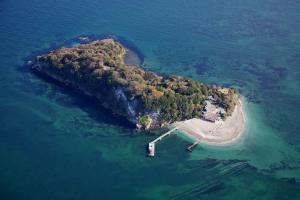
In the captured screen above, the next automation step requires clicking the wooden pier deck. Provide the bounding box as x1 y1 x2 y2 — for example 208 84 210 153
148 127 178 157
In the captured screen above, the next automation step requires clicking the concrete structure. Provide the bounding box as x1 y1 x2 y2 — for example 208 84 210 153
148 142 155 157
187 140 200 152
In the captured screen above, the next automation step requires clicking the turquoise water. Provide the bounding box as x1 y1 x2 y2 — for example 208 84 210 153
1 0 300 199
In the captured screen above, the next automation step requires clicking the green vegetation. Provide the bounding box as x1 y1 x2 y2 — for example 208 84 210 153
33 39 239 127
209 86 239 117
138 115 152 128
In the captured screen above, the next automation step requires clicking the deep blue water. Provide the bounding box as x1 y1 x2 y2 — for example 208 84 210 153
0 0 300 199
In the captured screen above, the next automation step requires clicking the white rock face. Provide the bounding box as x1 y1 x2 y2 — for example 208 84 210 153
114 87 137 123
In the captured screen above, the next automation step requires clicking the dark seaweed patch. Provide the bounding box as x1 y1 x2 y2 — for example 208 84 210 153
258 64 287 90
197 158 220 169
234 60 288 103
195 10 287 41
193 57 216 75
171 159 255 200
200 182 224 194
281 178 296 184
171 180 224 200
244 90 262 104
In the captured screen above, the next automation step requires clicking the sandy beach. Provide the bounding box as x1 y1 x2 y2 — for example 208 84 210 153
174 99 246 145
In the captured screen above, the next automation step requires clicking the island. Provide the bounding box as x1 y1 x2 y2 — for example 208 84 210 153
29 38 245 147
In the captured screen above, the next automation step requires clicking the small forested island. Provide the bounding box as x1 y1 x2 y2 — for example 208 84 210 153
30 38 245 146
30 39 237 127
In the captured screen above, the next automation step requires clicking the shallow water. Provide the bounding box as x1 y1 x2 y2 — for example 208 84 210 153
0 0 300 199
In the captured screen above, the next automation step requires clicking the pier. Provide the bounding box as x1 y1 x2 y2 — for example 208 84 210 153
186 140 200 152
148 127 178 157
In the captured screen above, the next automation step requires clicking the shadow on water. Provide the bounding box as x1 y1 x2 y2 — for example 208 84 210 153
32 70 136 130
193 57 216 75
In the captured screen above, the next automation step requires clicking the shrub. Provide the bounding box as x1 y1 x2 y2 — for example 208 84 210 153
138 115 152 128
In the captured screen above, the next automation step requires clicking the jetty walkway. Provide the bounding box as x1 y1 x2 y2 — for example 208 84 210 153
186 140 200 152
147 121 201 157
147 127 178 157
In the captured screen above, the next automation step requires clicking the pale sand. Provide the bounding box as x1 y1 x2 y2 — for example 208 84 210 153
173 99 246 145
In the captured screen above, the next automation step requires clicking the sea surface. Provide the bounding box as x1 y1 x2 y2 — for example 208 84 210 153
0 0 300 199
